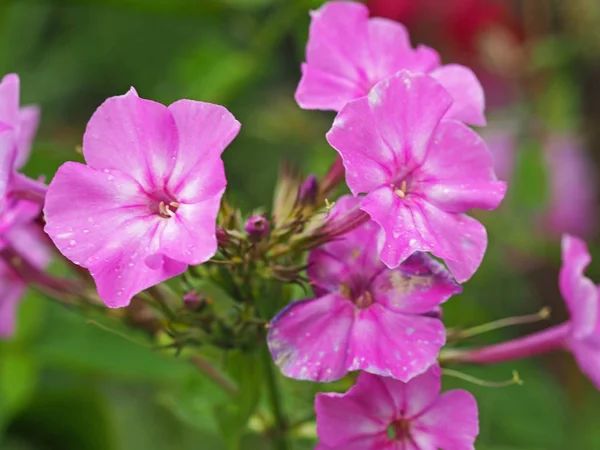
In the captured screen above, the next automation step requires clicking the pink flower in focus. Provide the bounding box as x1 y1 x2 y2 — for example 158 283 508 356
267 196 460 383
327 71 506 282
0 225 50 338
559 235 600 389
44 88 240 308
315 367 479 449
296 1 486 126
544 134 597 238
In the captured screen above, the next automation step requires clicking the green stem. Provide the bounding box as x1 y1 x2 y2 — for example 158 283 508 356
262 344 289 450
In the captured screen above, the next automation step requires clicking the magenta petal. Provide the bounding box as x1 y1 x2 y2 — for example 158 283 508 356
0 129 16 202
83 88 178 191
368 71 452 167
430 64 486 126
0 263 25 338
327 97 394 195
316 372 394 447
157 196 222 265
166 100 237 203
14 105 40 170
372 253 461 314
296 64 367 112
44 162 184 307
268 293 355 382
417 120 506 213
365 18 411 80
569 338 600 390
0 74 20 129
560 235 599 339
378 366 442 419
315 436 393 450
348 305 445 382
412 390 479 450
297 1 370 111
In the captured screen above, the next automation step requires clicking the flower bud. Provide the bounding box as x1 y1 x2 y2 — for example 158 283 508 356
183 291 204 310
298 174 318 206
245 215 270 240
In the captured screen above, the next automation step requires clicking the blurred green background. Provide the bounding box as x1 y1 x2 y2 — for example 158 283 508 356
1 0 600 448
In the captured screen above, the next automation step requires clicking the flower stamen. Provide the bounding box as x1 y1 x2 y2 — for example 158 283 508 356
158 201 179 218
394 180 408 198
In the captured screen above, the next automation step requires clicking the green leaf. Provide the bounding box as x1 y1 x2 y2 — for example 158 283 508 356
0 350 38 424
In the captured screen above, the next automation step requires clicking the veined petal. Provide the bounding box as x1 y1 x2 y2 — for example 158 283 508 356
0 74 20 130
368 71 452 168
327 97 394 195
560 235 599 339
166 100 238 203
348 304 445 382
83 88 178 191
430 64 486 126
295 64 367 111
412 390 479 450
14 105 40 170
416 120 506 213
44 162 185 307
316 373 394 446
267 293 355 382
298 1 370 111
378 366 442 419
372 253 461 314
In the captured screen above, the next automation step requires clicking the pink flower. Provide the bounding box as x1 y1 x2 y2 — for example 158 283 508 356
543 134 597 238
450 235 600 390
559 235 600 388
267 196 460 383
44 88 240 308
315 367 479 449
0 73 41 210
0 225 50 338
327 71 506 283
296 1 486 126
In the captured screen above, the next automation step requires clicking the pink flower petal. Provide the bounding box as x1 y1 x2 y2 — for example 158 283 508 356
14 105 40 170
430 64 486 126
327 97 394 195
569 337 600 390
363 187 487 282
157 196 222 265
296 2 370 110
267 293 355 382
0 74 20 129
560 235 599 339
416 120 506 213
166 100 238 203
372 253 461 314
367 71 452 168
348 304 445 382
83 88 178 191
412 390 479 450
0 129 16 202
315 435 395 450
316 372 394 446
44 162 185 307
0 262 25 338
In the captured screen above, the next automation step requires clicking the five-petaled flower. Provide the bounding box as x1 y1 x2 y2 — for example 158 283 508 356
267 196 460 383
327 71 506 283
44 88 240 307
315 367 479 449
296 1 486 126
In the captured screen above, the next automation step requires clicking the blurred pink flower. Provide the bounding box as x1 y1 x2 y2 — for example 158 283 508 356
0 225 50 338
543 134 598 238
296 1 486 126
480 119 517 182
327 71 505 282
267 196 459 383
315 367 479 449
44 88 240 307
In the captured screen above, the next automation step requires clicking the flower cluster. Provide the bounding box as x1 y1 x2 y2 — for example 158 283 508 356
1 1 599 449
